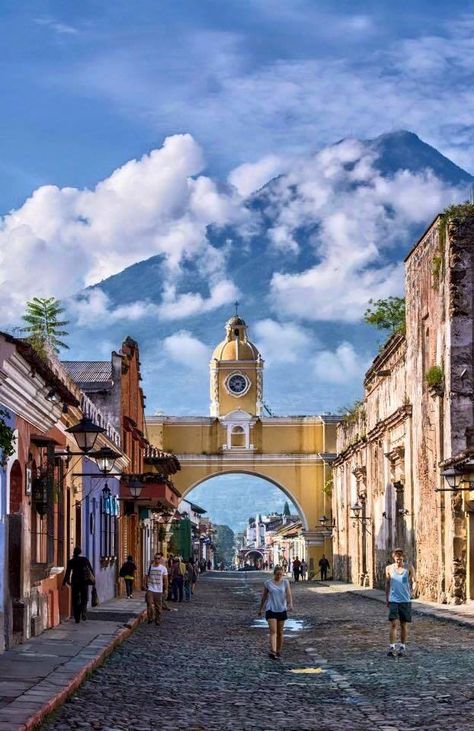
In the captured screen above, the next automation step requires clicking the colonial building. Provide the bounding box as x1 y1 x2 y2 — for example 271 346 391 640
332 208 474 604
0 333 124 649
147 314 338 574
64 337 180 588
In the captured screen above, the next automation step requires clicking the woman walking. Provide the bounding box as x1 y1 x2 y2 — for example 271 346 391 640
258 565 293 660
63 547 95 623
119 555 137 598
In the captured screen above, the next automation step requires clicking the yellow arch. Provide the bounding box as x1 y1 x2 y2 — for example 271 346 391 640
182 469 309 530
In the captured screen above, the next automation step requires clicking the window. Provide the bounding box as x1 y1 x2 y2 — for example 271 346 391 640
231 426 246 448
101 494 118 559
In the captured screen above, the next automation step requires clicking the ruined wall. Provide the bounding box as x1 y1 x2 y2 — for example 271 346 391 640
333 212 474 603
333 335 410 588
405 220 448 601
445 215 474 603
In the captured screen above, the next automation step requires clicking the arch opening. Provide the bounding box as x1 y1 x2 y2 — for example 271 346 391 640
183 471 308 531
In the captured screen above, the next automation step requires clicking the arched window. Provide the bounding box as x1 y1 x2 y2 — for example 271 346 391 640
231 425 246 448
9 460 22 513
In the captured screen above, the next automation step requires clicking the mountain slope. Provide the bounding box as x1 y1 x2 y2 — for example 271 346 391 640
366 130 473 185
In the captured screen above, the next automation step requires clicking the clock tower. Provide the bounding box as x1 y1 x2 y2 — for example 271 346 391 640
210 312 263 421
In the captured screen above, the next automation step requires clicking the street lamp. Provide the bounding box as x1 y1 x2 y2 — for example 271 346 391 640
319 515 336 530
128 477 143 499
65 417 105 453
440 465 464 491
435 460 474 492
350 496 371 584
89 445 121 474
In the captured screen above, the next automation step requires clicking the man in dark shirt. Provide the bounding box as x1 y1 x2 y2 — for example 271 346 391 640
292 557 301 582
63 547 94 623
319 555 330 581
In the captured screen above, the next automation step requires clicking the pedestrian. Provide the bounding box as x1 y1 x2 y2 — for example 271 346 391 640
63 546 95 624
191 559 198 594
184 558 194 601
319 554 330 581
146 552 168 626
258 565 293 660
292 556 301 582
166 554 174 601
385 548 416 657
207 559 212 571
171 557 184 602
119 554 137 598
300 559 308 581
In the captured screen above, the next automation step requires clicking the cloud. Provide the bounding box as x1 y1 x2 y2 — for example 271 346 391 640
266 140 461 322
313 342 370 384
253 319 314 363
228 155 284 197
158 280 240 321
271 263 404 323
0 134 246 323
65 15 474 172
34 18 79 35
69 289 160 327
162 331 210 370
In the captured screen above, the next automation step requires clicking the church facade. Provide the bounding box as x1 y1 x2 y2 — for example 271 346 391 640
146 314 338 573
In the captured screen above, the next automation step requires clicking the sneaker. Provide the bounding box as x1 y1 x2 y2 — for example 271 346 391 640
387 648 396 658
268 652 278 660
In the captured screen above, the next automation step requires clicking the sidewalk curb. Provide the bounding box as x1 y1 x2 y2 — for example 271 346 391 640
22 608 147 731
325 584 474 629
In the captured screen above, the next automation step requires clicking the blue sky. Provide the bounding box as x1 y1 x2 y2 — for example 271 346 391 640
1 0 473 214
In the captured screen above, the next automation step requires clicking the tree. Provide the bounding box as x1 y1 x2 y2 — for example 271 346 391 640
21 297 70 356
363 296 405 336
213 525 235 566
283 501 291 517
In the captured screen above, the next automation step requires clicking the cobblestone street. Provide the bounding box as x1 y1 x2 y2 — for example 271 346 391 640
42 573 474 731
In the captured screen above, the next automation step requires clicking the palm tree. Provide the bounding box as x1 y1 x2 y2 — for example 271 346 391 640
21 297 70 356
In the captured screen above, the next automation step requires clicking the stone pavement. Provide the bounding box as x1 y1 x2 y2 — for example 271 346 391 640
0 593 147 730
325 580 474 627
39 573 474 731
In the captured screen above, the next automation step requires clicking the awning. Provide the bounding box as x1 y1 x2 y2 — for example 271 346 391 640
120 480 180 510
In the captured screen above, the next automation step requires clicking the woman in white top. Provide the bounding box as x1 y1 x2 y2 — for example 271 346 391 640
258 565 293 660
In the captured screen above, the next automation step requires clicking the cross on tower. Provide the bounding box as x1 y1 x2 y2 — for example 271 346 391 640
234 300 240 316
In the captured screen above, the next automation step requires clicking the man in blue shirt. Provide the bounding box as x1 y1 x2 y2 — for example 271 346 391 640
385 548 416 657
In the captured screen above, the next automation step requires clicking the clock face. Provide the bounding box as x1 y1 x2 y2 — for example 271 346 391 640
228 373 248 395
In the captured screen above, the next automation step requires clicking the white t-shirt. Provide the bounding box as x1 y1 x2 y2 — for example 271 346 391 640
148 564 168 593
265 579 289 612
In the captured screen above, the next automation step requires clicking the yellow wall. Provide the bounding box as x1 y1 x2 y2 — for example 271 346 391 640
148 418 329 456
